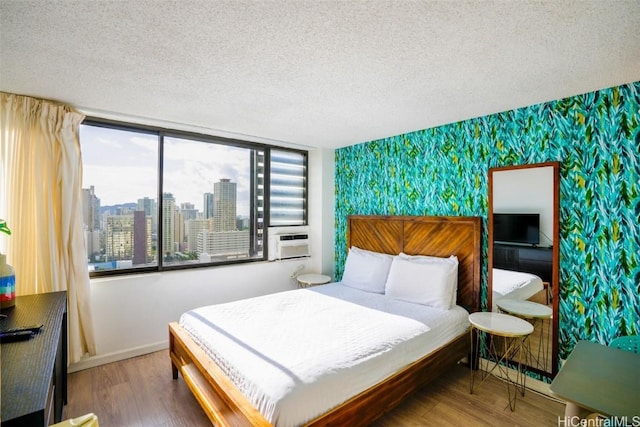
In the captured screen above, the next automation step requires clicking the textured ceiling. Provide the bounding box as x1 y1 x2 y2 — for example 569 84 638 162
1 1 639 149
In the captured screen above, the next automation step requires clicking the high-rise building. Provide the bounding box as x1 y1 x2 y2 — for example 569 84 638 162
214 178 237 232
137 197 157 233
133 211 152 265
236 216 249 230
162 193 176 258
83 229 101 262
105 215 134 260
186 219 212 252
176 202 197 252
81 186 102 261
82 185 100 231
180 202 197 221
203 192 214 219
174 210 186 252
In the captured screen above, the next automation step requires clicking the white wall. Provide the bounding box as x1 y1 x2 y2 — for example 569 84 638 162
493 166 554 247
318 148 336 280
72 147 335 372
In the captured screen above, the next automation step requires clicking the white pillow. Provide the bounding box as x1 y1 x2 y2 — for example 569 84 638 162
398 252 458 265
397 252 459 307
341 246 394 293
385 256 458 310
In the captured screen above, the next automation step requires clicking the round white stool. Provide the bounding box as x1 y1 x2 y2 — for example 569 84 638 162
469 311 534 411
296 273 331 288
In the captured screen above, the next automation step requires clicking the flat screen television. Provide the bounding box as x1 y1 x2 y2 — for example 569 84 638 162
493 213 540 245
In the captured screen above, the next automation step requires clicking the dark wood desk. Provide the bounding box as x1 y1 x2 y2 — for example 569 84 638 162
549 340 640 418
494 244 553 283
1 291 68 426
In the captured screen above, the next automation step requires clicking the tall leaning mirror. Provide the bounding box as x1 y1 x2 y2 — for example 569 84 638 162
488 161 560 378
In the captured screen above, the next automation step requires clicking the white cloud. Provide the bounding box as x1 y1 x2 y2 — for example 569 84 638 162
82 129 254 215
83 165 157 207
163 138 252 213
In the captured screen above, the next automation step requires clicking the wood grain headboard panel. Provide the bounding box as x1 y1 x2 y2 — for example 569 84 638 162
347 215 482 313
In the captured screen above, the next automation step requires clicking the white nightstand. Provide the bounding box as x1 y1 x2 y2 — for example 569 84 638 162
469 312 534 411
296 273 331 288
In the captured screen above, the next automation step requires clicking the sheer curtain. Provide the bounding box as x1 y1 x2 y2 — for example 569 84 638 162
0 92 96 363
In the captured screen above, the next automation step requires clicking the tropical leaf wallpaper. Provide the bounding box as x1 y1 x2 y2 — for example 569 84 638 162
335 82 640 360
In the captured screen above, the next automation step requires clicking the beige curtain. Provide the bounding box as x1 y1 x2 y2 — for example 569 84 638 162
0 92 96 363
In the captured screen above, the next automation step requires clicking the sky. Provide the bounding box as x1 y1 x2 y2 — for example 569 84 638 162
80 124 252 215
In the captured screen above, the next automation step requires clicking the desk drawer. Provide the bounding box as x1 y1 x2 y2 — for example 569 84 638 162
518 247 552 262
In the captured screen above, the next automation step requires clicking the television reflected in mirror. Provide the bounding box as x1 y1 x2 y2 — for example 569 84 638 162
493 213 540 246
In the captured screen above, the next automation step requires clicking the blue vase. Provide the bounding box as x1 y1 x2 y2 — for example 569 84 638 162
0 254 15 309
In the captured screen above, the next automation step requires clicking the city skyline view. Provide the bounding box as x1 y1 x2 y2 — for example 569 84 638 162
80 125 252 215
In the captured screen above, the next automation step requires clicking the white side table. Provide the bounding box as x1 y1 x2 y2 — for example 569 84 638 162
296 273 331 288
496 299 553 372
469 312 534 411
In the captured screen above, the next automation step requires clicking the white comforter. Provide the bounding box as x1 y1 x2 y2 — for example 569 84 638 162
180 283 469 426
492 268 544 311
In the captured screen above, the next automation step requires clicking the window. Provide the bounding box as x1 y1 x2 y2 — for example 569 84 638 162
162 136 263 266
80 120 307 276
79 125 159 272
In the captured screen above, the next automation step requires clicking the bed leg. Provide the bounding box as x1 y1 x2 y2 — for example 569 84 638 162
172 361 179 379
170 327 179 379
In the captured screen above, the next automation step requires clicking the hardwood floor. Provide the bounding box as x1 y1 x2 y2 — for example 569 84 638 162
65 350 207 427
65 350 565 426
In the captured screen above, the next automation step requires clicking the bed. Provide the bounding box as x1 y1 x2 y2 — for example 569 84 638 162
169 215 482 426
491 268 544 311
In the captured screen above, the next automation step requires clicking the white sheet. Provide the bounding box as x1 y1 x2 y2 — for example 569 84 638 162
492 268 544 311
179 283 470 427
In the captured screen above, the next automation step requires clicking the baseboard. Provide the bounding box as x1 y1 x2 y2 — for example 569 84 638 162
478 357 564 402
69 340 168 373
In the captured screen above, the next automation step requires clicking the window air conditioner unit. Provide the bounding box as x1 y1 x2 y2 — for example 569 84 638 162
268 233 310 260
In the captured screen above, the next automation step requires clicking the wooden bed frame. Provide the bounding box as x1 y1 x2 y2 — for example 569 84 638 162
169 215 482 426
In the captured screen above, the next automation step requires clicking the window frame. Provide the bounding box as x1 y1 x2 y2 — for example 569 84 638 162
82 117 308 278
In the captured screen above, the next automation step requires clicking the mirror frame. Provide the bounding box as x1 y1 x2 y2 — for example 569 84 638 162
488 161 560 378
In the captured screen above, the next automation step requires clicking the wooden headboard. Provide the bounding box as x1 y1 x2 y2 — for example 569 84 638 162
347 215 482 313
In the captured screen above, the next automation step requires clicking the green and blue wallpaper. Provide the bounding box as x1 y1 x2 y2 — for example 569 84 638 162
335 82 640 360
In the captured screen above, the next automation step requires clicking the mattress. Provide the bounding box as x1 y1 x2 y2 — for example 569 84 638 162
492 268 544 311
179 282 470 427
